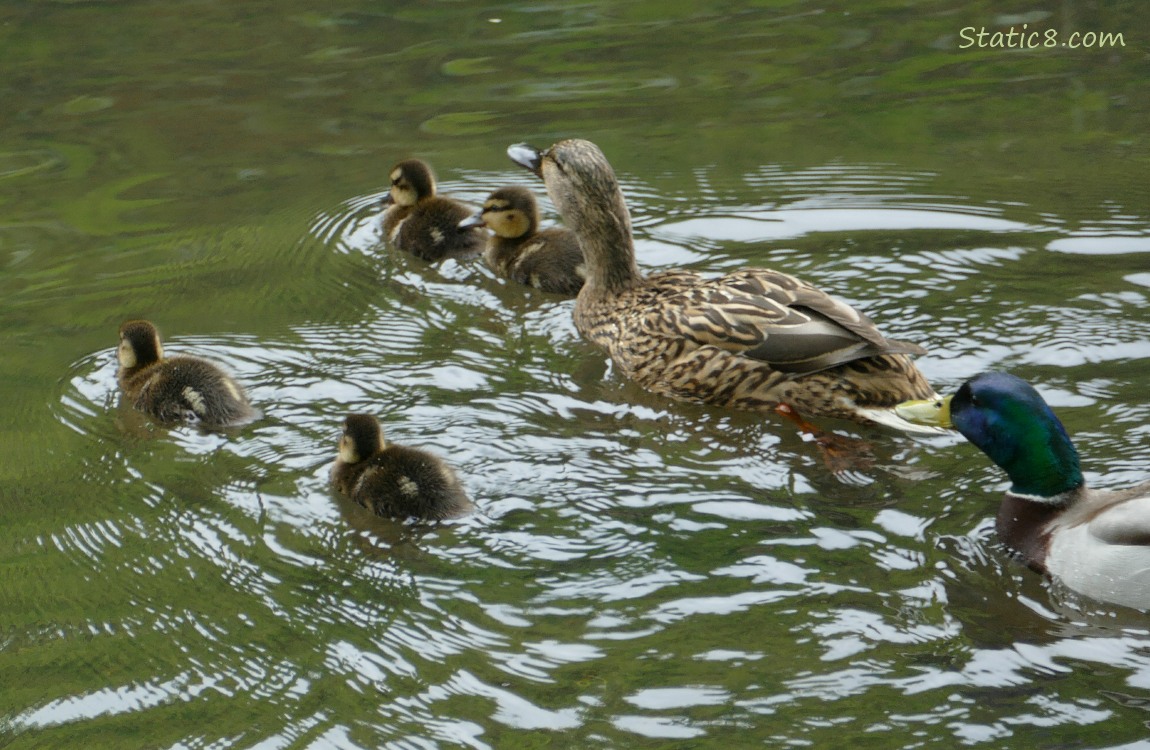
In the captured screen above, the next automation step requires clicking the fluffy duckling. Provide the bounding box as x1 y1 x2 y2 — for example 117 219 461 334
508 138 938 430
459 186 586 296
381 158 485 262
116 319 257 429
897 372 1150 610
331 414 474 521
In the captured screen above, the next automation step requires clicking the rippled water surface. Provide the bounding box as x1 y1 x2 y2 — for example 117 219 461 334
3 2 1150 748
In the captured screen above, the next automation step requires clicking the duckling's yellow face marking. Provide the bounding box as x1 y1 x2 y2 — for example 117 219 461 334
483 199 532 239
117 328 162 369
387 160 437 208
338 434 361 464
388 167 420 207
117 337 136 369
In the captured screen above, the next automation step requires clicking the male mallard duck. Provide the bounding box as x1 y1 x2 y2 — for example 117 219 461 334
331 413 475 521
117 319 257 429
897 372 1150 609
381 158 485 261
459 186 586 296
507 138 938 429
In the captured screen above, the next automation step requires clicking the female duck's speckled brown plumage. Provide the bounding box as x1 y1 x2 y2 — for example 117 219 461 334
460 186 586 296
508 138 939 429
331 413 474 521
117 319 257 429
381 159 485 262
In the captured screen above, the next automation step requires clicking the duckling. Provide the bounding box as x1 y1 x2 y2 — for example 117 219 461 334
116 319 257 429
380 158 486 262
331 413 475 521
459 186 586 296
897 372 1150 610
507 138 939 430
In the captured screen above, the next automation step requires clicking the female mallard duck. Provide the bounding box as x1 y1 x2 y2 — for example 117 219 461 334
507 138 938 429
117 319 257 429
897 372 1150 609
331 413 475 521
381 158 485 262
459 186 586 296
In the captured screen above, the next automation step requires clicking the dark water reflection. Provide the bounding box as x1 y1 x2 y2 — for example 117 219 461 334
5 0 1150 747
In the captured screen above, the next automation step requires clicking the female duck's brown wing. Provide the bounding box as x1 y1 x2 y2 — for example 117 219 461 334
671 268 926 376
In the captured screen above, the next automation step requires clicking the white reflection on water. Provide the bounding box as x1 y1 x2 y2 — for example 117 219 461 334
625 686 731 711
14 680 179 732
612 714 707 739
1048 235 1150 255
657 207 1044 244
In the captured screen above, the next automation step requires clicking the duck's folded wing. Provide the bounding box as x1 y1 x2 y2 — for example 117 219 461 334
1085 488 1150 546
674 270 926 375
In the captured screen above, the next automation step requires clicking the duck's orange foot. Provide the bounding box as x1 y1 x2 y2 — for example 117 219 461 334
774 403 876 481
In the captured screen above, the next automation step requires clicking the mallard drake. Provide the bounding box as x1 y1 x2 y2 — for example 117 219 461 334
897 372 1150 609
331 413 474 521
459 186 586 296
507 138 938 430
117 319 257 429
380 158 485 262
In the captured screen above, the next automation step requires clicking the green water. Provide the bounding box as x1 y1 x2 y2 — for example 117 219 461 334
3 1 1150 747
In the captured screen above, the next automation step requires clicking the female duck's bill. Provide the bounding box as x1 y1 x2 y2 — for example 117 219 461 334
507 144 543 175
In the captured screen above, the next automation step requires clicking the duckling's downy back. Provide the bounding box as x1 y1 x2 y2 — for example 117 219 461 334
117 320 257 429
381 159 485 262
332 414 474 521
463 185 586 296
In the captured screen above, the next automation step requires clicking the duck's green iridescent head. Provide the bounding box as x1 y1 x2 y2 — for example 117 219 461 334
948 372 1084 500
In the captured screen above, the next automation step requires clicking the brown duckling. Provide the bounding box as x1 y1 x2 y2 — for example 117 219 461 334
116 319 257 429
459 186 586 296
331 413 475 521
381 158 486 262
508 139 939 431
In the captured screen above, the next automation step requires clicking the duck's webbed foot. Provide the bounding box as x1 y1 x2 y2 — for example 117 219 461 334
774 403 876 482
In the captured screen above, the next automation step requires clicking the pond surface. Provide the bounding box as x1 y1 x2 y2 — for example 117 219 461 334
3 1 1150 748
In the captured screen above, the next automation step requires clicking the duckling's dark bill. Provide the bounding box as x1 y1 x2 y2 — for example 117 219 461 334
458 211 486 230
894 395 953 428
507 143 542 176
